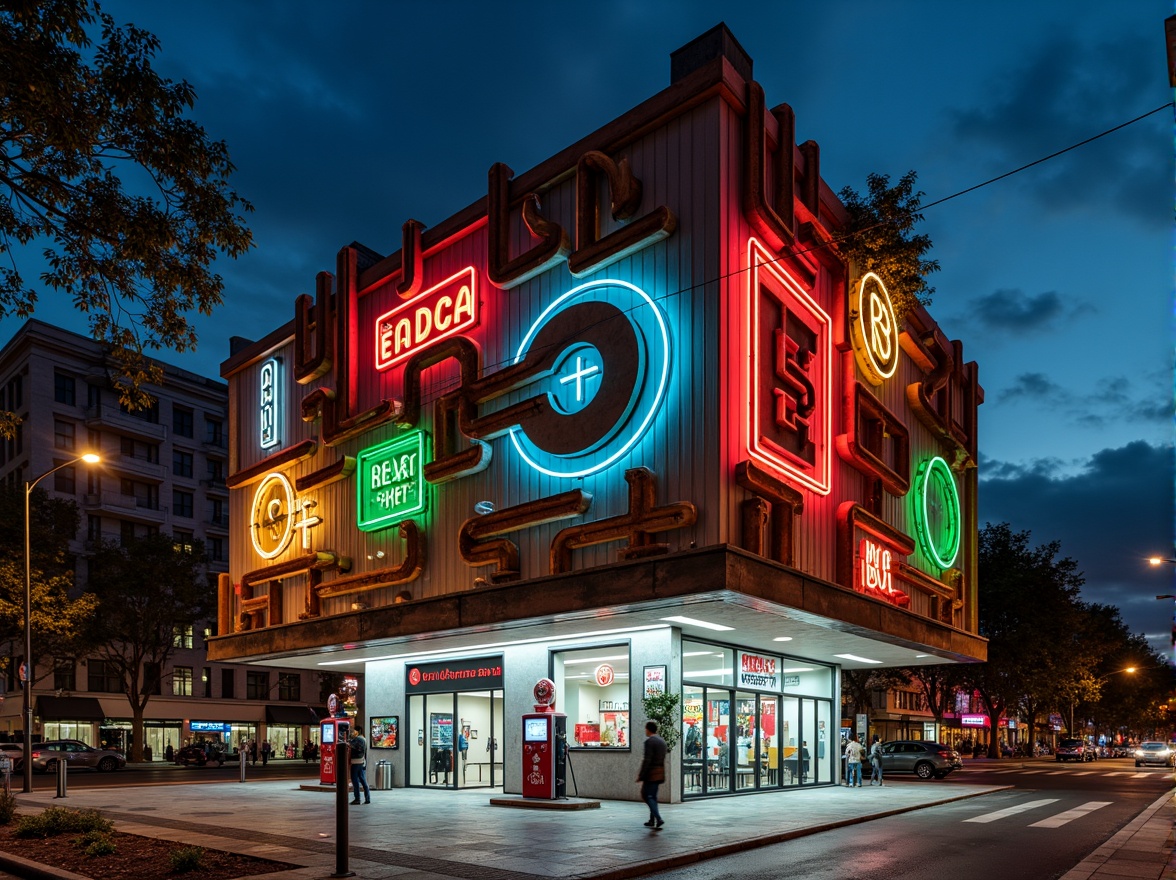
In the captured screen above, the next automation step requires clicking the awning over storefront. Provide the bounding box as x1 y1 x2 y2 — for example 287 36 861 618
265 705 318 725
36 696 105 722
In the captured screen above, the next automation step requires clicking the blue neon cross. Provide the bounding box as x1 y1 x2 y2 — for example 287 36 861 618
559 355 600 402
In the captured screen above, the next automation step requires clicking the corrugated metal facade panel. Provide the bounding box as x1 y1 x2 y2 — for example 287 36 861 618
225 77 977 636
228 102 727 622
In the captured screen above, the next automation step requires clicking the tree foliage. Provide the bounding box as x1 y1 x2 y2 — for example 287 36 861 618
642 690 681 753
83 532 214 761
0 0 252 426
0 485 96 672
838 170 939 319
962 522 1086 757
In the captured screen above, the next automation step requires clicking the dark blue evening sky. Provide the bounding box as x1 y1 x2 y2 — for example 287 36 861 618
5 1 1172 653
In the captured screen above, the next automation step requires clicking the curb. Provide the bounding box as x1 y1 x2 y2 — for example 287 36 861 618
1058 787 1175 880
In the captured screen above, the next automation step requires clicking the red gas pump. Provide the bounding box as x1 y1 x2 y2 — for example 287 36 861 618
522 678 567 799
319 717 351 786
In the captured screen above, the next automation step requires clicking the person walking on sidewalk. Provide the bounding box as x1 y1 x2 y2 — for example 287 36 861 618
349 728 370 805
844 733 864 787
869 735 884 786
636 721 666 829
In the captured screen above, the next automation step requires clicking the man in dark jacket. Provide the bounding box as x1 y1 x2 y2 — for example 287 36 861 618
636 721 667 829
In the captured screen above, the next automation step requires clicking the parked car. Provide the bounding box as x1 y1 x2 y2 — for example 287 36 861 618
174 743 226 767
1133 742 1175 768
30 740 125 773
0 743 24 772
877 741 962 779
1054 738 1094 762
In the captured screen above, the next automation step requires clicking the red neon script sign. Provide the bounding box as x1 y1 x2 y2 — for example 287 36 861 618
858 538 909 607
375 266 478 370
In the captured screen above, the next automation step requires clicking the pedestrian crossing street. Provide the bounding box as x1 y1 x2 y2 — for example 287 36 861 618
963 798 1112 828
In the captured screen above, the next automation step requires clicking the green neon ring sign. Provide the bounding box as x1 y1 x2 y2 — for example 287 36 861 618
913 455 961 569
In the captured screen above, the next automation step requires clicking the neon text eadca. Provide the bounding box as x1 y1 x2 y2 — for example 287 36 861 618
374 267 478 370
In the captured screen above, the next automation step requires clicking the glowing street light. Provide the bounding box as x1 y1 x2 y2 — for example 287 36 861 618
23 452 101 793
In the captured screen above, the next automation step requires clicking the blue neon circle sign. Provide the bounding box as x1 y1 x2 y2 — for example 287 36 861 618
509 279 671 478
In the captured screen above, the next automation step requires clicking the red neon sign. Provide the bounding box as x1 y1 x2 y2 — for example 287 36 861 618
745 238 831 495
374 266 478 370
858 538 910 607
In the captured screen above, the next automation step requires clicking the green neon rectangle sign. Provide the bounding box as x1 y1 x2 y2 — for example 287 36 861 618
356 431 427 532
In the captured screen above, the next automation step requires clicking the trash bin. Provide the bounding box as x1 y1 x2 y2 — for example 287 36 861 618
375 760 393 790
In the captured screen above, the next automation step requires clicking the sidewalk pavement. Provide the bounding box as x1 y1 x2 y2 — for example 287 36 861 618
0 774 1170 880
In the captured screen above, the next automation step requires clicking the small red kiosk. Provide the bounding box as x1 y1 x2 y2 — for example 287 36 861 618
521 678 566 800
319 694 351 786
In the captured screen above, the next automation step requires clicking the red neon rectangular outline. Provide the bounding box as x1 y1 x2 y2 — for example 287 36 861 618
745 238 832 496
374 266 478 371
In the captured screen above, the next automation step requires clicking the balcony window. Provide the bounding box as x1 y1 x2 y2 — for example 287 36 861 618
54 372 75 405
172 666 193 697
54 419 75 450
173 406 194 438
205 418 224 447
173 490 193 519
172 450 193 478
53 465 75 494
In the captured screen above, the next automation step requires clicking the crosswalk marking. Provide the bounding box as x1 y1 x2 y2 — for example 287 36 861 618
964 798 1059 824
1046 770 1068 775
1028 801 1111 828
1019 769 1047 774
1073 771 1097 776
1131 772 1150 778
1101 771 1133 777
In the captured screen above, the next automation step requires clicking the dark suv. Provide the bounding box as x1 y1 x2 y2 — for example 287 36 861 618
1055 738 1094 762
877 741 962 779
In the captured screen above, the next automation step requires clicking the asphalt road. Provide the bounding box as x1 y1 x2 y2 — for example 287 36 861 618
641 758 1174 880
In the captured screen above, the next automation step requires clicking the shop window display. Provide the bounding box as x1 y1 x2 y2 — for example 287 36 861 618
552 645 630 748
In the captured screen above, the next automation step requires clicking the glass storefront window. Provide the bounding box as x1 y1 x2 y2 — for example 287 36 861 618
552 645 630 749
682 641 733 686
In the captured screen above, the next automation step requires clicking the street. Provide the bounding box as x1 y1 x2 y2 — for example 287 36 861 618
641 757 1173 880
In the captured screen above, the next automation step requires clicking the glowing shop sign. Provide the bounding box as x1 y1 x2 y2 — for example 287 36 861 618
913 456 962 570
259 357 282 450
960 715 988 727
250 472 321 559
509 279 670 479
737 651 780 691
746 239 831 495
374 267 477 370
849 272 898 385
594 664 615 687
356 431 427 531
858 538 909 607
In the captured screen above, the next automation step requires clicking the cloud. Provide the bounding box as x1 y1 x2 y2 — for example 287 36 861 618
979 440 1175 653
994 372 1171 431
964 288 1095 336
946 32 1168 227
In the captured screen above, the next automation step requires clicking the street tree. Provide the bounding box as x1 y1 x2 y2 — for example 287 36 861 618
0 0 253 435
0 485 97 678
841 667 911 726
964 522 1086 757
838 170 940 320
901 664 966 732
83 532 214 762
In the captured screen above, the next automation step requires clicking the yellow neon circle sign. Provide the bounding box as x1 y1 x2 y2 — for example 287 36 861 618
250 471 295 560
850 272 899 385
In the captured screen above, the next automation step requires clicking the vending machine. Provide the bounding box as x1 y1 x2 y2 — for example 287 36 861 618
319 717 351 786
521 712 566 799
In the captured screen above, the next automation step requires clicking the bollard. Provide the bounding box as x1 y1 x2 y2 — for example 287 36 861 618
239 747 246 783
54 757 67 799
332 740 353 877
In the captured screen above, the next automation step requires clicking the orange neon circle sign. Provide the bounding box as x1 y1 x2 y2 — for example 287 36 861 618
850 272 899 385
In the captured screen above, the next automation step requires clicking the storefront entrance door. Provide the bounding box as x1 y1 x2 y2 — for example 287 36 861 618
407 690 503 789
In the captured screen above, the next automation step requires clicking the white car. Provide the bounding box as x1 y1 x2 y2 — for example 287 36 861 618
1133 742 1175 768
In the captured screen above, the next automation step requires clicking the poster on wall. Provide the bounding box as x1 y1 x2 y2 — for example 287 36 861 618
644 665 666 696
370 716 399 749
600 711 628 747
431 713 453 747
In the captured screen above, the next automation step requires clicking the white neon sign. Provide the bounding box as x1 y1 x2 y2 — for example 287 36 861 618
259 357 282 450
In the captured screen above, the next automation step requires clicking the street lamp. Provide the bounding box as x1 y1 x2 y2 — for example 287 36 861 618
1146 556 1175 667
23 452 100 793
1070 666 1137 737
